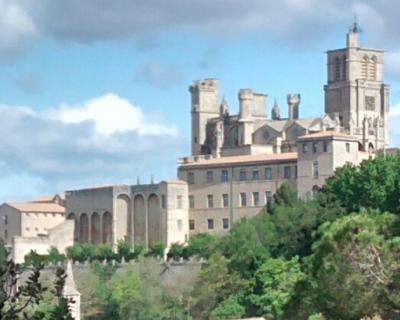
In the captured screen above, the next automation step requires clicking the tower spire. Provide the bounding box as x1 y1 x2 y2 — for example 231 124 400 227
346 16 360 48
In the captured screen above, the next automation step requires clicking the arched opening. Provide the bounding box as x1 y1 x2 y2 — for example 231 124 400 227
79 213 89 243
312 185 320 198
369 56 377 80
133 194 146 246
334 56 341 81
67 213 78 242
368 142 375 154
148 194 161 247
91 212 101 245
342 55 347 80
361 55 368 79
116 194 131 242
102 211 112 244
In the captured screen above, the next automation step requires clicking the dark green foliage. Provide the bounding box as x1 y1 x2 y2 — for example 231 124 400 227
273 182 298 207
210 295 245 320
95 243 114 261
146 242 165 258
167 243 189 261
48 267 74 320
186 233 217 259
47 247 66 265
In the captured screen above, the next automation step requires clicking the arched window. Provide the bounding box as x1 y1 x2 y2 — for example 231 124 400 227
342 55 347 80
361 55 368 79
369 56 377 80
334 57 341 81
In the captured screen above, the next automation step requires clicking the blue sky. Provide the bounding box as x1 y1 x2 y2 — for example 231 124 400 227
1 0 400 202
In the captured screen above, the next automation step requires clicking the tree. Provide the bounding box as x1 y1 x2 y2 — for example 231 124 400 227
0 240 46 319
146 242 165 258
322 153 400 214
96 243 114 261
250 256 305 319
47 247 66 265
186 233 217 259
210 295 245 320
48 267 74 320
116 240 132 262
273 182 298 208
307 210 400 319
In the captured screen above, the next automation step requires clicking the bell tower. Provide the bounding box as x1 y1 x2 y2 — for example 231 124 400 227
324 22 390 152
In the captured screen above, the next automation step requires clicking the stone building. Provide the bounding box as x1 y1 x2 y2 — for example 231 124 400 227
0 25 393 253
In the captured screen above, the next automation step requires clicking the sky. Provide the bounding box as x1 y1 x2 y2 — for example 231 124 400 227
1 0 400 202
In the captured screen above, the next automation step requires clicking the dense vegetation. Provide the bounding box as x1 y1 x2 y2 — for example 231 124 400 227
3 152 400 319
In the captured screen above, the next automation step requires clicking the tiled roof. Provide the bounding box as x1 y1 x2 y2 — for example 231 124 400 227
179 152 297 168
386 148 399 156
297 130 357 141
6 202 65 213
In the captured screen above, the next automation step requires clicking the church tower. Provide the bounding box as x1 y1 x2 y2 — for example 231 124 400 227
324 22 390 152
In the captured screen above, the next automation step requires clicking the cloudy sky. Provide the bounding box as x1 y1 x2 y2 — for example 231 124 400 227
0 0 400 202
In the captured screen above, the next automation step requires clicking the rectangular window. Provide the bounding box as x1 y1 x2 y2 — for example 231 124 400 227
312 142 318 153
239 170 247 181
252 170 259 181
240 193 247 207
207 194 214 208
4 229 7 240
222 194 229 208
177 219 183 232
4 216 7 225
253 192 260 206
294 166 298 178
222 218 229 230
284 166 291 179
323 141 328 152
265 191 273 206
265 167 273 180
207 219 214 230
313 161 319 179
187 172 195 184
189 195 195 209
189 219 195 230
302 143 308 154
177 195 183 209
346 143 350 153
206 170 214 183
161 195 167 209
221 170 229 182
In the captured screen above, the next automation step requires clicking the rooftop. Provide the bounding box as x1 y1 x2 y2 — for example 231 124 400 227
179 152 297 169
6 202 65 214
297 130 357 141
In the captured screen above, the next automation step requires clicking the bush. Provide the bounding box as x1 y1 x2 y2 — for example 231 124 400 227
147 242 165 258
116 239 132 262
186 234 217 259
96 243 114 261
47 247 66 265
24 250 48 266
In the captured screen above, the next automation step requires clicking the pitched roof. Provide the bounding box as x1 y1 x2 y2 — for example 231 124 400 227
179 152 297 169
6 202 65 213
297 130 357 141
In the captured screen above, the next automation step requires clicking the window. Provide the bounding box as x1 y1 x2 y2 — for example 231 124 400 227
189 195 195 209
177 195 183 209
222 218 229 230
342 55 347 80
302 143 308 154
4 216 7 225
206 170 214 183
221 170 229 182
323 141 328 152
4 229 7 240
253 192 260 206
194 137 198 143
346 143 350 153
284 166 291 179
207 194 214 208
187 172 195 184
312 142 318 153
161 195 167 209
312 185 320 198
265 191 273 206
189 219 195 230
240 193 247 207
294 166 298 178
177 219 183 232
252 170 259 181
222 194 229 208
239 170 247 181
265 167 273 180
335 56 341 81
207 219 214 230
313 161 319 179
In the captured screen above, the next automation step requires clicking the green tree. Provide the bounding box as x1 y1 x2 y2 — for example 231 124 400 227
250 256 305 319
96 243 114 261
48 267 74 320
186 233 217 259
210 295 245 320
116 240 132 262
146 242 165 258
307 210 400 319
273 182 298 207
47 247 66 265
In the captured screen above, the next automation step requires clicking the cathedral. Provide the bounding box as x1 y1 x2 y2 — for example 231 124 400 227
0 25 392 260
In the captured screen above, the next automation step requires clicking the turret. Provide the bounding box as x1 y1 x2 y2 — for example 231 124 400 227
287 94 300 120
271 98 280 120
346 20 360 48
189 79 220 155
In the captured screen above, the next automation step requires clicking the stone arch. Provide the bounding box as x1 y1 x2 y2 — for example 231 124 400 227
67 213 78 241
133 194 146 246
79 213 89 243
369 55 377 80
148 194 161 246
116 194 131 242
361 55 369 79
91 212 101 245
368 142 375 154
102 211 112 244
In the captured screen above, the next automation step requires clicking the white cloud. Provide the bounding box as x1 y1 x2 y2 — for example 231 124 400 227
0 94 184 202
0 0 37 61
48 93 178 136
